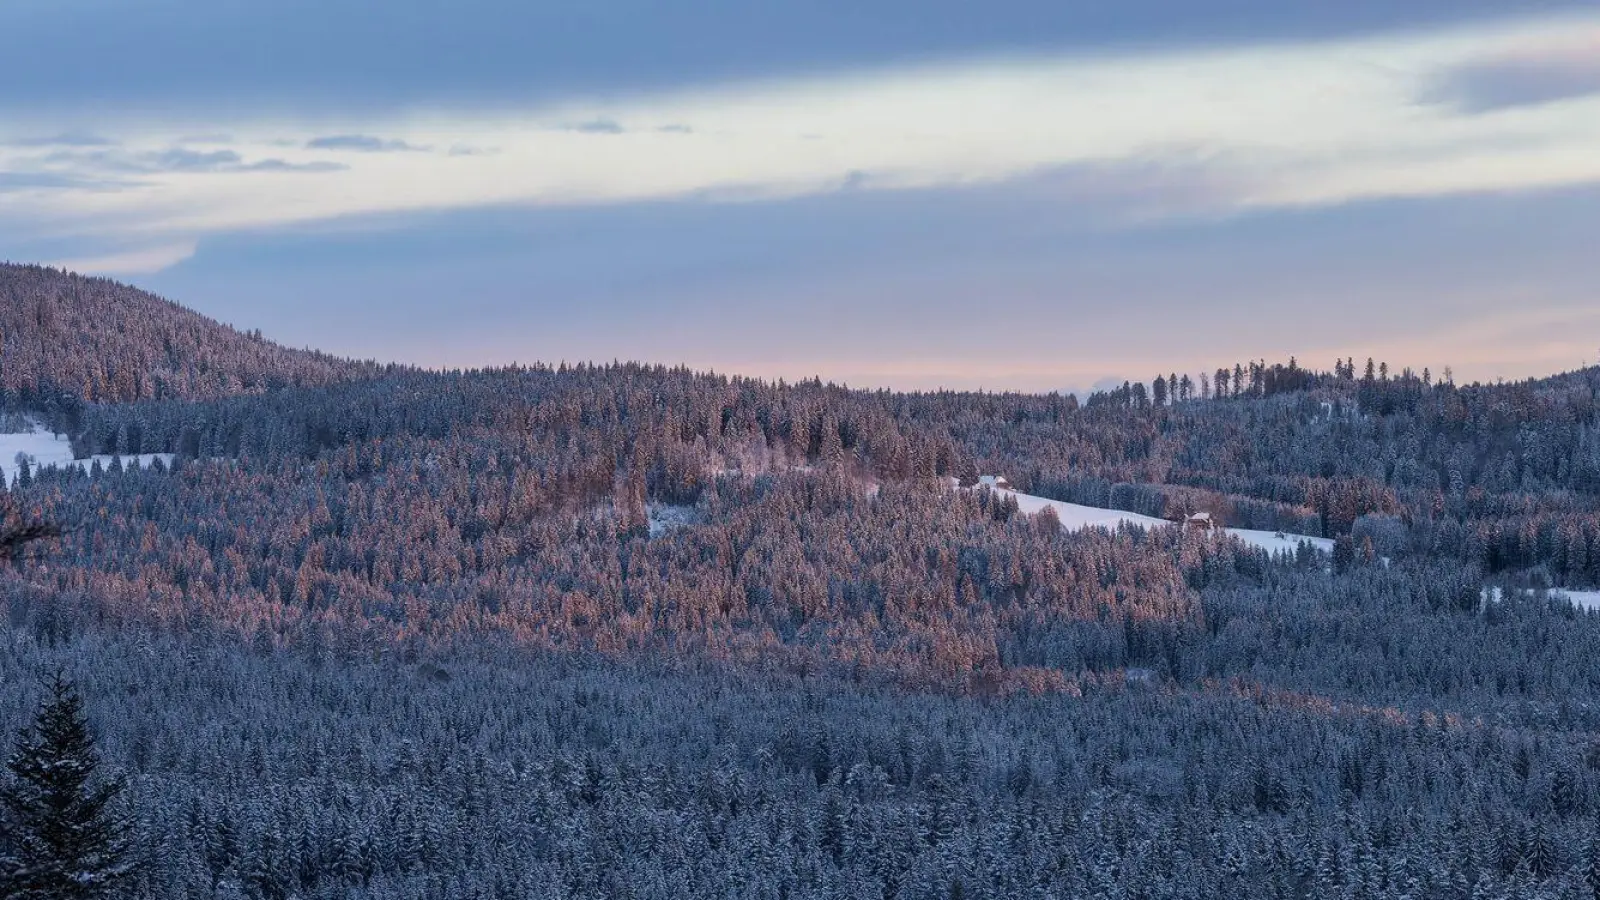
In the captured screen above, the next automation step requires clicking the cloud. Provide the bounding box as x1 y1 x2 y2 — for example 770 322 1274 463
306 134 426 152
0 172 135 192
1425 56 1600 113
5 131 117 148
3 0 1590 120
50 241 198 275
570 119 625 134
9 146 349 176
148 148 244 171
241 159 349 172
6 10 1600 269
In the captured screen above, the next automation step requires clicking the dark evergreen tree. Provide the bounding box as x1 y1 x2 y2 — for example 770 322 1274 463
0 675 134 899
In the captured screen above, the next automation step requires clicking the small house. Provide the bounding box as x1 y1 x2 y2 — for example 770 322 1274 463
1183 512 1215 532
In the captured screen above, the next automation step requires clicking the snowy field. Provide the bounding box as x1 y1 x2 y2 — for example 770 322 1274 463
1553 589 1600 612
972 476 1335 555
1481 586 1600 612
0 425 173 487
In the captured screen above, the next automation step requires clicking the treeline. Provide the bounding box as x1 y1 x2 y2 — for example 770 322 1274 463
1085 358 1320 409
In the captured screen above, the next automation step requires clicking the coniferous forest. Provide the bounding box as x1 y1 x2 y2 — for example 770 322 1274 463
6 264 1600 898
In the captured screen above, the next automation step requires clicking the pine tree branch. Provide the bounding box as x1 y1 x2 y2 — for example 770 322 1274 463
0 508 68 565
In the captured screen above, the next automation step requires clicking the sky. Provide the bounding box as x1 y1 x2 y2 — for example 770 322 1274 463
2 0 1599 393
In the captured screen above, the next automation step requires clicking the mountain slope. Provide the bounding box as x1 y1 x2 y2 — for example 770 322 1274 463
0 263 383 407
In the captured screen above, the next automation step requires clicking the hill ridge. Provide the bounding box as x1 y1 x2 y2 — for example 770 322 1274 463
0 262 383 409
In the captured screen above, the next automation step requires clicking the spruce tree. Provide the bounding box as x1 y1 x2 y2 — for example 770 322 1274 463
0 674 134 899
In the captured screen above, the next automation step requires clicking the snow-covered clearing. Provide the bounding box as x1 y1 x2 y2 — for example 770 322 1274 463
0 425 173 487
1553 589 1600 612
1221 525 1336 556
972 476 1335 555
1481 586 1600 612
647 503 700 538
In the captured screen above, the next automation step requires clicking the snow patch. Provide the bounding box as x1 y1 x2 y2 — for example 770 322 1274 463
0 425 174 487
1553 589 1600 612
1480 586 1600 612
1224 524 1336 556
970 476 1334 555
647 503 700 538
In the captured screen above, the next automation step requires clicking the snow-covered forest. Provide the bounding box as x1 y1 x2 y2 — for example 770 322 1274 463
5 264 1600 898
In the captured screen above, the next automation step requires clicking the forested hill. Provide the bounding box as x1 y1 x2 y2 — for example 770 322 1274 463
13 273 1600 897
0 263 385 407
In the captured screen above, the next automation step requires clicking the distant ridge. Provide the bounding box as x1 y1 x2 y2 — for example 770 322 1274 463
0 263 384 407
